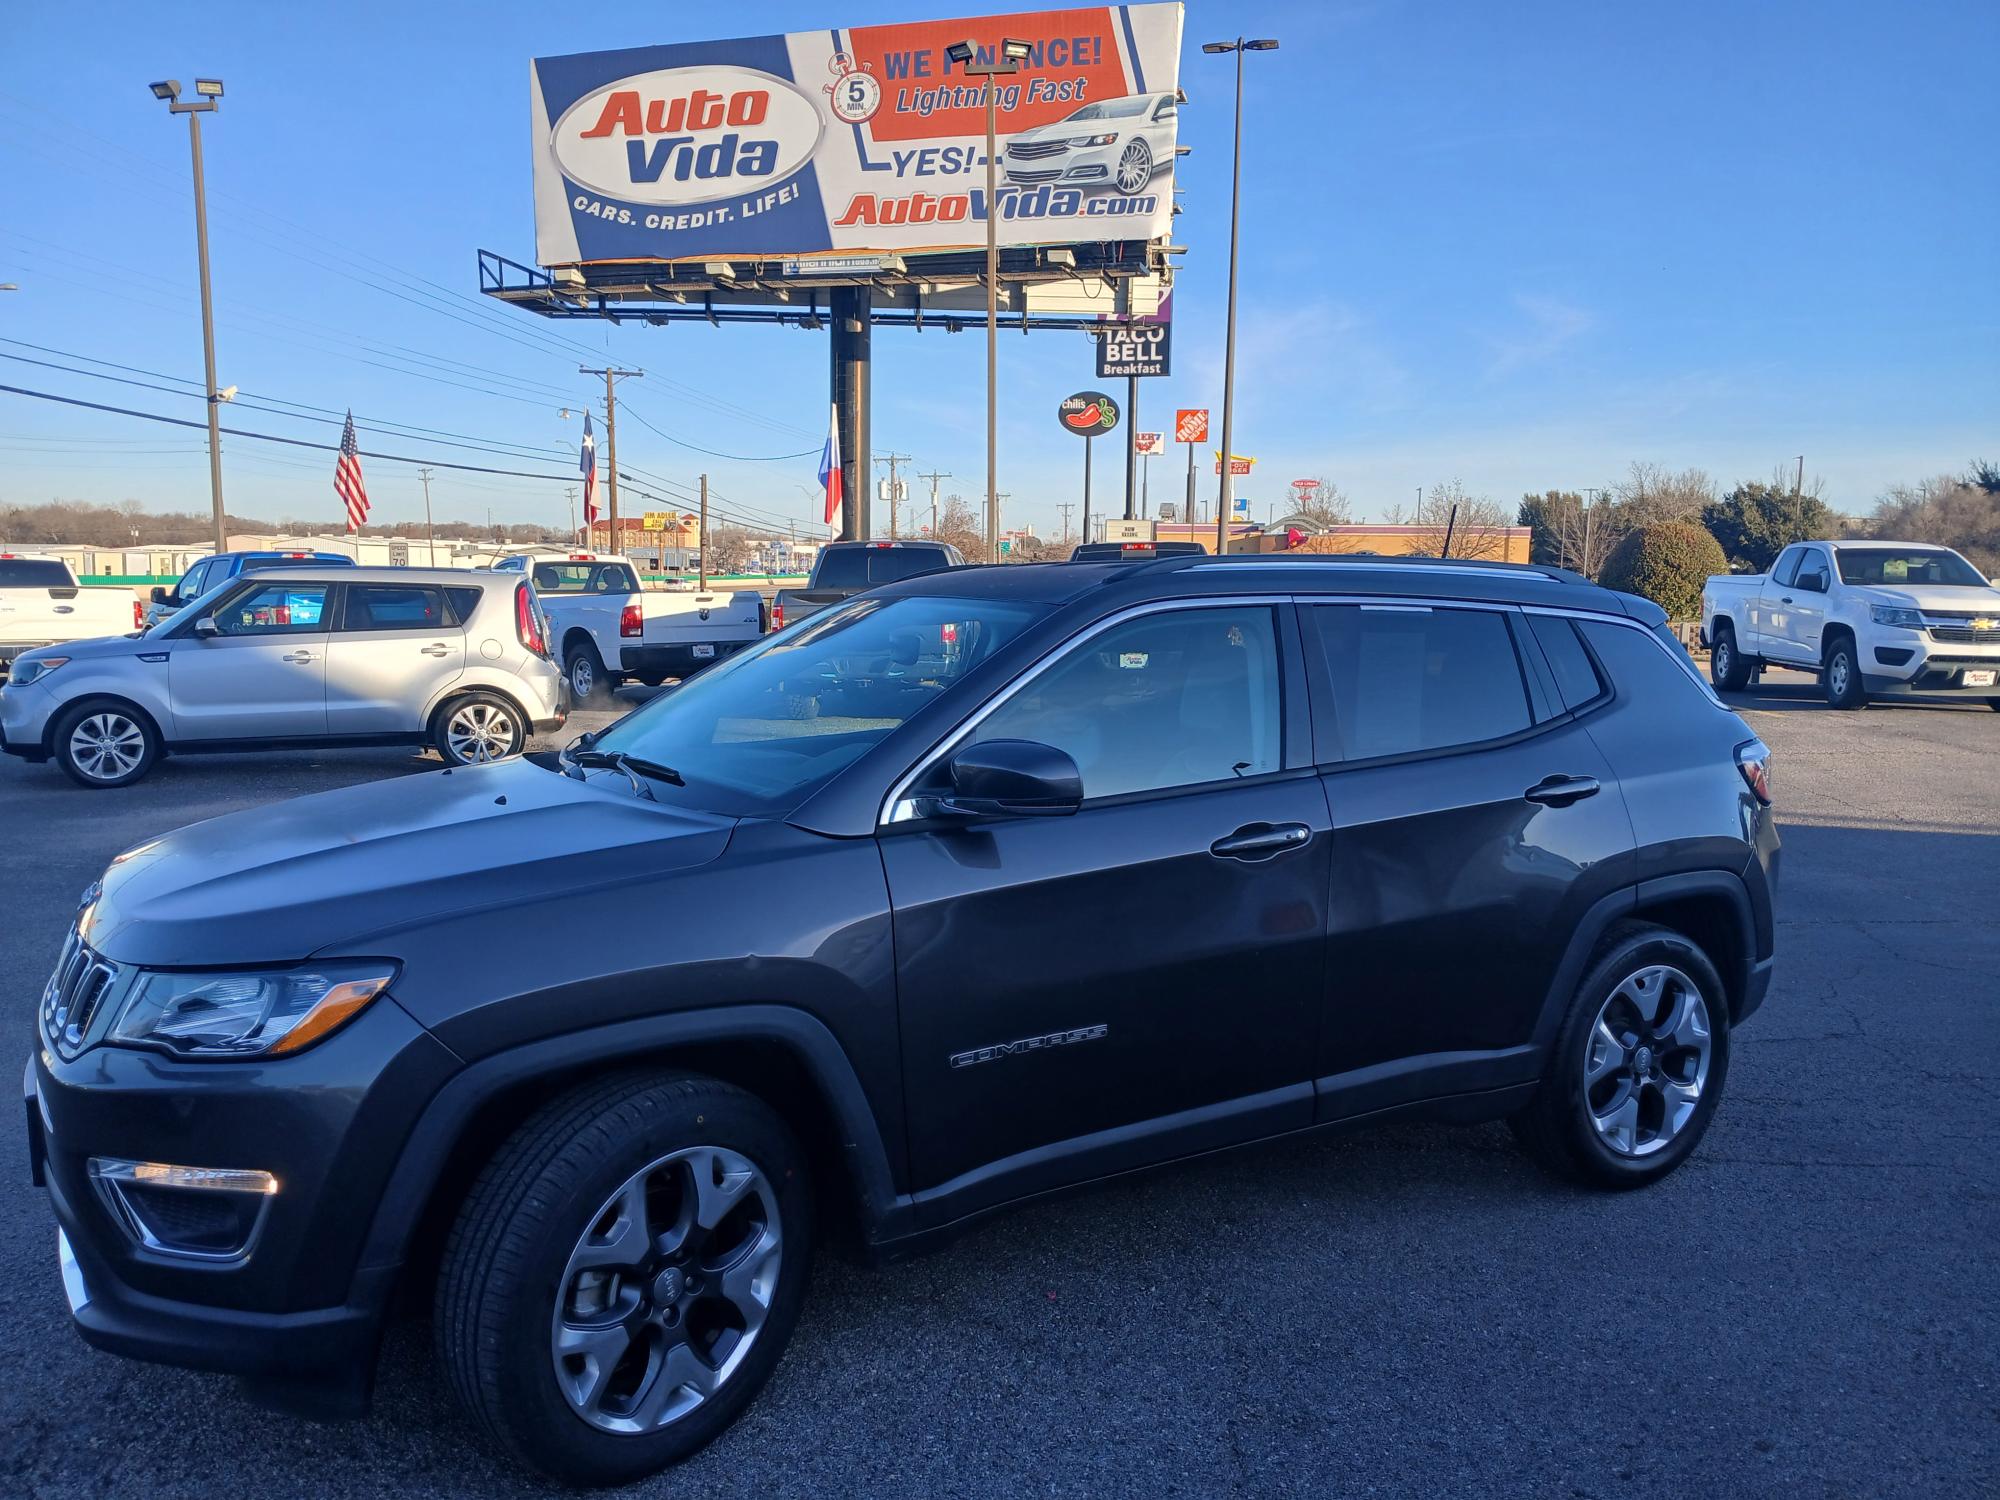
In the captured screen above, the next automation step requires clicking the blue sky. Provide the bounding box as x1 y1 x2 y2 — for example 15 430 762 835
3 0 1994 540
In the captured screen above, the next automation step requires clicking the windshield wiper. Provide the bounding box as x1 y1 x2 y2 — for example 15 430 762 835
564 747 684 800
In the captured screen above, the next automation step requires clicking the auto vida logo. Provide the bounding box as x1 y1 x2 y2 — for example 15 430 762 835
550 65 824 207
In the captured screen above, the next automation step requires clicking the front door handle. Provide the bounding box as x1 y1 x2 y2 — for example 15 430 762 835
1524 774 1600 807
419 643 449 657
1209 822 1313 861
282 650 315 664
1780 596 1794 604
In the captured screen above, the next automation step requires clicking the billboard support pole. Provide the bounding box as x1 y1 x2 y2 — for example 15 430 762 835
1124 373 1138 520
698 474 710 589
830 287 871 541
1185 440 1196 527
1082 435 1092 545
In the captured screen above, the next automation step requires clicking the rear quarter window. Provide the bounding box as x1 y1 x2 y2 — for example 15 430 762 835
1527 614 1608 711
1577 619 1722 710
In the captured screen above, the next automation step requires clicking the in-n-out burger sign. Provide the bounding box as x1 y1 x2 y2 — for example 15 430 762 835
551 66 821 206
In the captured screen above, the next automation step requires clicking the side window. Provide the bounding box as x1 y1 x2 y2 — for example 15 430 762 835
1153 97 1177 121
212 582 329 635
177 561 211 598
1311 604 1533 761
1770 547 1802 587
1527 614 1607 712
971 606 1283 800
1795 548 1830 592
342 584 449 631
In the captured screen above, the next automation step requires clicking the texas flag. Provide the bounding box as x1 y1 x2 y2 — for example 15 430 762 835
818 403 842 528
579 411 600 530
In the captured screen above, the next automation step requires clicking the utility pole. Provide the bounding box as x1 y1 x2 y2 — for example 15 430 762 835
565 486 577 541
917 469 951 540
875 451 911 538
1794 454 1805 537
580 366 642 552
1057 501 1075 546
417 467 437 565
698 473 709 591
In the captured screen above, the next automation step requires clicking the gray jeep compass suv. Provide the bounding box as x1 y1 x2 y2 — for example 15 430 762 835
25 554 1779 1484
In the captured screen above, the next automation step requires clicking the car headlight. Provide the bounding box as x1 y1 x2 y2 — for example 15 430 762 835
1070 132 1119 146
108 961 397 1058
1869 605 1924 629
7 655 68 687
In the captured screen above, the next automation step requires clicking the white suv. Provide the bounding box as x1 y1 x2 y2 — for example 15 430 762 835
0 567 567 787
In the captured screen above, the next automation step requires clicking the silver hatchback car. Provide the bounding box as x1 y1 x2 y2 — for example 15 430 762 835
0 567 566 788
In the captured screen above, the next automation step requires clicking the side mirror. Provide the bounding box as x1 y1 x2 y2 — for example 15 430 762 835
1802 569 1829 593
938 739 1083 820
150 586 169 604
192 616 220 638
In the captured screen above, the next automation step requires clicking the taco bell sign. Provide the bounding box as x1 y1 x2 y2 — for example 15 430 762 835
1096 320 1171 378
530 4 1185 266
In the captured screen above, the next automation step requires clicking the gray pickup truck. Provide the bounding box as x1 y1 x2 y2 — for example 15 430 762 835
770 539 963 630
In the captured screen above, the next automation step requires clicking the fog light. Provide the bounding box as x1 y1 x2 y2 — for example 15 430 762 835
88 1157 276 1260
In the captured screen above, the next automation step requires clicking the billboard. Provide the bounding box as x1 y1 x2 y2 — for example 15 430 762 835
530 5 1184 266
1096 320 1171 378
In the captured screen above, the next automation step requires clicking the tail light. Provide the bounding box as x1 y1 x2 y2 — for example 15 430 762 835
1735 738 1772 806
514 583 546 657
770 601 785 631
132 599 145 630
620 603 643 638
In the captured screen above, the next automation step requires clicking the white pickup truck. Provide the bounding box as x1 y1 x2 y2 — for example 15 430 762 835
1701 539 2000 709
514 555 764 701
0 553 141 682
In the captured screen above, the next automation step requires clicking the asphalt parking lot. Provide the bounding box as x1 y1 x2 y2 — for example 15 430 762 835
1 671 1994 1498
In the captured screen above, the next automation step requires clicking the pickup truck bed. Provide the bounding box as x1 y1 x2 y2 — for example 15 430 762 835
772 540 963 629
527 557 764 699
0 555 139 680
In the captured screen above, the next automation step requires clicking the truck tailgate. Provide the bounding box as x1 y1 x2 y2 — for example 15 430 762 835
644 591 762 643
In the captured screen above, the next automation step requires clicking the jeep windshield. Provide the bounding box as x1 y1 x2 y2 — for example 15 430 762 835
583 594 1041 815
1834 547 1988 588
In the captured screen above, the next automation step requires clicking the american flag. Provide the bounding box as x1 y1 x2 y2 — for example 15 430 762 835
579 411 600 532
335 411 370 532
818 403 842 527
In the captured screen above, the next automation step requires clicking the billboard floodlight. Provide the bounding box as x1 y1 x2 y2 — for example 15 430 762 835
194 79 224 97
945 40 974 64
1000 38 1033 62
149 80 180 100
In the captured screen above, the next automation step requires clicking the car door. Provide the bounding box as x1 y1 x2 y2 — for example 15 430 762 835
1300 601 1636 1119
878 599 1330 1217
1755 546 1806 660
167 578 331 740
324 582 466 734
1781 545 1833 661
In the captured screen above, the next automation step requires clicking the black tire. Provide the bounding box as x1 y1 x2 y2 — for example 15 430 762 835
1708 624 1754 691
565 641 609 703
1823 633 1867 709
1987 698 2000 712
1510 921 1731 1190
433 690 529 766
51 699 161 788
436 1073 812 1486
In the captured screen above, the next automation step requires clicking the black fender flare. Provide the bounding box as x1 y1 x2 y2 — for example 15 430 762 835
1530 870 1756 1049
352 1004 906 1280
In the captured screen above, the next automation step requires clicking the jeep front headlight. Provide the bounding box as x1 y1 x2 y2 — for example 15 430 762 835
108 962 397 1057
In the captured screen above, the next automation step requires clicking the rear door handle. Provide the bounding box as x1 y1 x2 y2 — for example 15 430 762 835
282 651 315 664
419 643 449 657
1209 822 1314 861
1524 774 1600 807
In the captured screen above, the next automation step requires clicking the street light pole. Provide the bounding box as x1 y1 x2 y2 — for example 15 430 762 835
1202 38 1278 559
151 78 228 554
947 38 1031 563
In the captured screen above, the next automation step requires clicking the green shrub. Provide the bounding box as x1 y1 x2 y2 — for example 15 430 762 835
1599 522 1727 619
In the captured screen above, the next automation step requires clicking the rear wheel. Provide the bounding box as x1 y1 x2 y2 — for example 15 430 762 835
52 701 160 788
434 692 528 766
566 642 608 703
1113 138 1153 193
1709 625 1754 691
437 1073 811 1485
1511 922 1730 1189
1823 635 1866 709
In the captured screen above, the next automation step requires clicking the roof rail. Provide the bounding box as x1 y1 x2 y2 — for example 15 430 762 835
1153 552 1596 586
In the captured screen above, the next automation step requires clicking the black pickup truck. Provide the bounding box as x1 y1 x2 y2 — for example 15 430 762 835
769 539 962 629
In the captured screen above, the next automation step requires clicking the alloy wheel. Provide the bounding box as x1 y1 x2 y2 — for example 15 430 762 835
68 712 146 782
1115 140 1152 193
549 1146 783 1434
445 702 520 763
1584 964 1712 1158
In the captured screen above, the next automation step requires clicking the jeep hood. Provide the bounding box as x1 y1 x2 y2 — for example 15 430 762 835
82 759 736 966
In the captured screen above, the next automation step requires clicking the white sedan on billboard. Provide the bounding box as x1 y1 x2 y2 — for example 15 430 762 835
1003 92 1178 196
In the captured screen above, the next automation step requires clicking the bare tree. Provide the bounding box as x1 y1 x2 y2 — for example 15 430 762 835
933 494 985 559
1870 469 2000 574
1616 461 1718 526
1406 479 1511 560
702 527 757 575
1519 489 1628 577
1283 478 1353 531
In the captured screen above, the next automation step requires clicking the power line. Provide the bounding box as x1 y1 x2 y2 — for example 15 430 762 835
615 400 820 462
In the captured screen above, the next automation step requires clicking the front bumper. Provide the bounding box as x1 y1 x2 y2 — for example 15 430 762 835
24 990 459 1414
1862 638 2000 696
0 677 58 758
620 639 752 678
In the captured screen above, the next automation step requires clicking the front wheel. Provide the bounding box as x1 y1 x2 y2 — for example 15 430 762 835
434 692 528 766
437 1074 812 1485
566 643 608 703
1113 138 1153 193
1709 626 1753 692
52 701 160 788
1823 636 1867 709
1510 923 1730 1189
